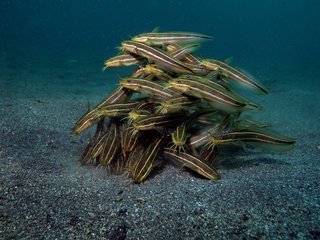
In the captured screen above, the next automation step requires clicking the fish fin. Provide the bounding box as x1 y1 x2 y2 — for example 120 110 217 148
245 141 295 152
245 102 263 112
206 71 218 80
145 74 154 81
115 46 122 52
224 56 234 65
87 100 93 112
152 26 160 33
236 67 269 94
235 118 268 130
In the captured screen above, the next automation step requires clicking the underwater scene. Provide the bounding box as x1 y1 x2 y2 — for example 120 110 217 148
0 0 319 239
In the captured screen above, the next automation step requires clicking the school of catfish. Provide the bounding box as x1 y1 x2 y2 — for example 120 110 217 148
72 30 295 183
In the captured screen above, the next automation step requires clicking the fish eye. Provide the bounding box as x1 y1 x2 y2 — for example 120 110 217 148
177 80 181 84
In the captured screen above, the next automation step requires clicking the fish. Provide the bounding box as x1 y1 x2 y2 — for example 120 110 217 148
120 41 194 73
155 95 199 114
132 137 164 183
97 101 141 118
127 144 145 173
90 130 110 160
170 110 216 152
132 32 212 45
100 123 120 166
110 154 127 175
199 145 219 163
72 109 104 135
126 109 151 124
168 75 259 112
72 87 131 134
74 30 296 183
189 124 225 149
201 59 268 94
96 87 132 108
165 44 209 75
183 62 211 76
170 124 188 152
205 128 296 152
103 54 142 69
133 64 172 81
120 123 141 159
170 43 200 60
132 112 185 131
163 148 220 180
80 119 105 165
166 43 201 64
120 77 178 98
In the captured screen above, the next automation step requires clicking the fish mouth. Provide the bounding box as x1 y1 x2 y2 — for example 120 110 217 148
132 36 147 43
121 42 137 53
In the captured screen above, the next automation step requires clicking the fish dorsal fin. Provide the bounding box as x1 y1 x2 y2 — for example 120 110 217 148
223 56 234 65
87 132 93 142
152 26 160 33
87 100 93 112
206 71 218 80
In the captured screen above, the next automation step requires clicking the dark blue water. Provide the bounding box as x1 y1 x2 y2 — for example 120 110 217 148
1 0 319 69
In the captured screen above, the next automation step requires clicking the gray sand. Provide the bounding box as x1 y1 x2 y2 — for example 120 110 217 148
0 55 319 239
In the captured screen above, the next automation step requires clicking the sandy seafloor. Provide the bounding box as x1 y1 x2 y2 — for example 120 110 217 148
0 52 319 240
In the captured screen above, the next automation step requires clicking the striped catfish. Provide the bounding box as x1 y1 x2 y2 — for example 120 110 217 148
163 148 220 180
120 41 194 73
132 32 211 46
132 137 164 183
72 87 131 134
201 59 268 94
